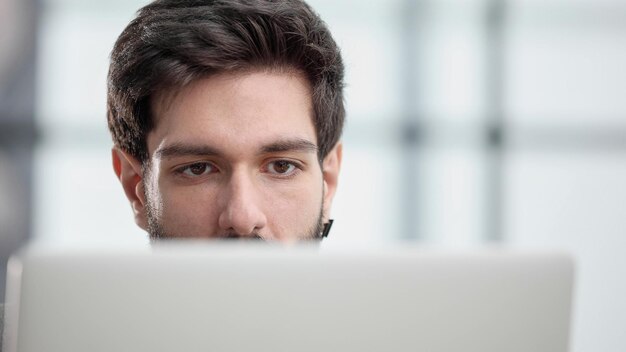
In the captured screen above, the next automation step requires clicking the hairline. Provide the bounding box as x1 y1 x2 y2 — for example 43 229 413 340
146 65 323 166
151 64 311 125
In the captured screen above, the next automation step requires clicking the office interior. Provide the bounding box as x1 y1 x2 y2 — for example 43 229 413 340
0 0 625 351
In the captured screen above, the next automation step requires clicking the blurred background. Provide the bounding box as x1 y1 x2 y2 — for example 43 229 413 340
1 0 625 350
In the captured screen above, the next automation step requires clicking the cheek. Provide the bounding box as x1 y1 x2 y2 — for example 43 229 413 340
261 175 323 229
158 182 221 234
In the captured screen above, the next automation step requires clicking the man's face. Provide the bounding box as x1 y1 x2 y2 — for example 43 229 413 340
113 70 341 242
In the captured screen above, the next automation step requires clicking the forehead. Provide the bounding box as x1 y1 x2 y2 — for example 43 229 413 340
147 70 316 157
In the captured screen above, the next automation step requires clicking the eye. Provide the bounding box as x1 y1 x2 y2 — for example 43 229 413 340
177 162 216 177
266 160 299 176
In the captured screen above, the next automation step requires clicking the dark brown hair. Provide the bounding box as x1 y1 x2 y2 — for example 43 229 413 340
107 0 345 163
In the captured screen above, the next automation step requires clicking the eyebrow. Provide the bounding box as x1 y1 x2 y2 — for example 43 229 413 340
155 144 221 160
154 138 318 160
260 138 318 154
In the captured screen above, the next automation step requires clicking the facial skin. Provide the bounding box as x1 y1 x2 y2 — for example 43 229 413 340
112 70 342 242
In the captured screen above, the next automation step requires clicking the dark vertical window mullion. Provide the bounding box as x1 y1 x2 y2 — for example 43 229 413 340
484 0 507 242
0 0 39 303
399 0 423 240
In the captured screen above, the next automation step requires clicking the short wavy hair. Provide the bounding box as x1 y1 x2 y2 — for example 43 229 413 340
107 0 345 163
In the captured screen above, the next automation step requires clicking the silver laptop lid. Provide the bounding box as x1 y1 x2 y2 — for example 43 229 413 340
3 243 574 352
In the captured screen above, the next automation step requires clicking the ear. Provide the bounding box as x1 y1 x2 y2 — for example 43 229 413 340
112 148 148 230
322 142 343 222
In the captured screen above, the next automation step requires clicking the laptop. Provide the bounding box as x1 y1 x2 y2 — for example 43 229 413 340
2 242 574 352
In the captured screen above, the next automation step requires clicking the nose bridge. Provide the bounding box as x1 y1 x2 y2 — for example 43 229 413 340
218 167 266 235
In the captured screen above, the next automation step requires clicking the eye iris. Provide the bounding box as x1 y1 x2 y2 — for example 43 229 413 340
189 163 207 175
273 161 291 174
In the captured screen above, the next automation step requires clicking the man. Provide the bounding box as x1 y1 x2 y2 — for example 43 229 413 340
107 0 345 242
